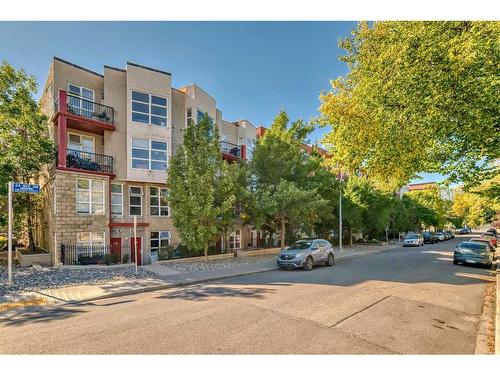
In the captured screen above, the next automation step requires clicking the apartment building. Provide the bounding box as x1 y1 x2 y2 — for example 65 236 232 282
38 57 257 265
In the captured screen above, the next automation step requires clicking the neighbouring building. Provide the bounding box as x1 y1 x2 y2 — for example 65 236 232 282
36 57 259 265
398 181 454 201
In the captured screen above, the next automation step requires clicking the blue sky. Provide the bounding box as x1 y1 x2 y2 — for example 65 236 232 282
0 21 443 184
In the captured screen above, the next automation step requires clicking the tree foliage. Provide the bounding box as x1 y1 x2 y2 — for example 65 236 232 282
320 21 500 191
167 114 232 260
0 62 54 250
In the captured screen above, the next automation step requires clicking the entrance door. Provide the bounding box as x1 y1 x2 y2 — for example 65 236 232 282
110 238 122 260
131 237 142 266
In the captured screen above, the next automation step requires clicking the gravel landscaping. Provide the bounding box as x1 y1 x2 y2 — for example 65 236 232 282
160 255 277 273
0 265 159 295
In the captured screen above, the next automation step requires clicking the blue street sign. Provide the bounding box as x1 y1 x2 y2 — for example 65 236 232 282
12 183 40 194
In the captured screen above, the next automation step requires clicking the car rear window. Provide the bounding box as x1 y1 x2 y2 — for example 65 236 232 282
459 242 487 251
405 234 418 239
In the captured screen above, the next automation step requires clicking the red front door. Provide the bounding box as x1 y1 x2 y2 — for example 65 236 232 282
131 237 142 266
110 238 122 260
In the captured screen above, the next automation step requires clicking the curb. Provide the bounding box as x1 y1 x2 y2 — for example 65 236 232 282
2 245 402 308
54 245 402 304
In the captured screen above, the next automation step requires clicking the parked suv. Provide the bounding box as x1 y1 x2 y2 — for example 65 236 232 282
403 233 424 247
423 232 438 244
277 239 335 271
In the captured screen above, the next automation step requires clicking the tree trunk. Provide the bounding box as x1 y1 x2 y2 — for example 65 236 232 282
204 243 208 263
27 195 35 252
350 228 353 247
280 218 286 251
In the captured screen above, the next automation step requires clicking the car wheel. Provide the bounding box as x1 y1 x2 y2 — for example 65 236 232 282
453 260 458 265
303 256 313 271
326 253 334 266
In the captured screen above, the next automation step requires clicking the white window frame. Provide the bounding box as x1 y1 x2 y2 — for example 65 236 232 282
131 90 168 127
131 138 168 171
129 186 143 217
149 186 170 217
76 178 104 215
150 231 171 252
67 84 95 117
68 132 95 154
111 183 123 218
186 107 192 126
229 229 241 250
76 231 106 257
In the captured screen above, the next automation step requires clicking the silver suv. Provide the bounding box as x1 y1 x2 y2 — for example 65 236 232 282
277 239 335 271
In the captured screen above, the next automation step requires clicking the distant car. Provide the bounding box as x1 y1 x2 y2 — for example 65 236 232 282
445 230 455 239
458 228 469 234
277 239 335 271
403 233 424 247
423 232 438 244
470 238 495 252
435 232 446 241
453 241 494 268
486 228 498 238
481 233 497 248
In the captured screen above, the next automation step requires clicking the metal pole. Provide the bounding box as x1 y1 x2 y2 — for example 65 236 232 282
339 177 343 251
133 215 138 275
7 182 13 286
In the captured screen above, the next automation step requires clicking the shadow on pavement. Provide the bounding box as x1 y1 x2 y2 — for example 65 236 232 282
0 305 87 327
156 285 275 302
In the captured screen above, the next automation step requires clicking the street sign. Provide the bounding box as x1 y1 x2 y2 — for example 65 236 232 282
12 183 40 194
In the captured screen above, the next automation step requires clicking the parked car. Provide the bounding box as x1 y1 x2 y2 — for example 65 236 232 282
453 241 494 268
446 230 455 239
470 238 495 252
458 228 469 234
486 228 498 238
423 232 438 244
277 239 335 271
403 233 424 247
481 232 497 247
435 232 446 241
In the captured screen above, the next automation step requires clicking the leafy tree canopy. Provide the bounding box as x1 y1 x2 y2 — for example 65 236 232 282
320 21 500 191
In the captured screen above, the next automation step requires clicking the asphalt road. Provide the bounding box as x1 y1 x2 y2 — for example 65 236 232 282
0 235 494 354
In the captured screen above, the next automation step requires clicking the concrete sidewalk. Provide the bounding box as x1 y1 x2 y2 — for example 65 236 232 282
2 243 400 309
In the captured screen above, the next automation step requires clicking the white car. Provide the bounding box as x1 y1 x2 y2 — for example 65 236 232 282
403 233 424 247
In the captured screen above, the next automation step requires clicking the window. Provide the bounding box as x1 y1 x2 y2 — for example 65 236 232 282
77 232 105 247
131 138 168 171
196 109 214 125
150 231 171 261
186 108 192 125
129 186 143 216
131 91 168 127
111 184 123 218
150 187 169 216
76 179 104 214
246 138 254 159
68 84 94 118
68 133 95 153
229 230 241 250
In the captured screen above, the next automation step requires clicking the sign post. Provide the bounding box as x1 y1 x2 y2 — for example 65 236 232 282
7 182 13 286
133 215 138 275
7 182 41 286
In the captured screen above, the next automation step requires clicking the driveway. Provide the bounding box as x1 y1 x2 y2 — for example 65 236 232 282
0 236 494 354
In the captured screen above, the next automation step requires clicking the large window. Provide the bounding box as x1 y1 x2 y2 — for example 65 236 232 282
150 187 169 216
77 232 105 247
76 179 104 214
68 133 95 153
111 183 123 218
129 186 143 216
196 109 214 125
150 231 171 261
68 84 94 118
131 138 168 171
131 91 168 127
229 230 241 250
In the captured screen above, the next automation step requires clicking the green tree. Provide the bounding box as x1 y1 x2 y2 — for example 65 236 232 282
320 21 500 191
0 62 54 251
250 110 328 250
167 114 232 261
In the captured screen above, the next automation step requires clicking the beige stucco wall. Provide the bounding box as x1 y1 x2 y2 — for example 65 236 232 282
171 88 186 156
125 63 172 183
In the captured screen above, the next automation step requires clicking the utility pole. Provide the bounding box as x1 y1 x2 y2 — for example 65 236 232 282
339 174 343 251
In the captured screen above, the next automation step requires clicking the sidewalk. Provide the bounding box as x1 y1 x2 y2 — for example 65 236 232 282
1 243 400 310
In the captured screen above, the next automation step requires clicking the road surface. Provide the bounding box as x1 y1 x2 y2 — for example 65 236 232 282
0 235 494 354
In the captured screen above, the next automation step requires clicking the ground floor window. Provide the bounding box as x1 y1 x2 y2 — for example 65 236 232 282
76 232 106 256
229 230 241 250
150 231 171 261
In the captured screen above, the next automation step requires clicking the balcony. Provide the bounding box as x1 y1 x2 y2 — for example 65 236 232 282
221 141 246 161
54 90 115 134
57 149 114 175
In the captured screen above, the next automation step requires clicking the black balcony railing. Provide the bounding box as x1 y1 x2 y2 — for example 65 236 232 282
63 149 114 174
57 93 114 125
220 141 242 158
61 244 132 265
